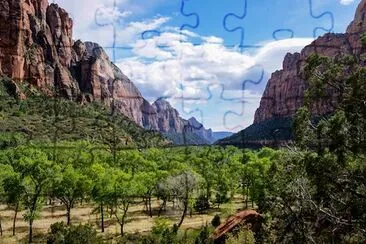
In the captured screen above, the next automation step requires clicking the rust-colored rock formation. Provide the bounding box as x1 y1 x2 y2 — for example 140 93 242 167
217 0 366 148
254 0 366 124
211 210 263 243
0 0 213 143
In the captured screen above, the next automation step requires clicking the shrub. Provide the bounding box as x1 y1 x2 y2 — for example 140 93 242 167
226 228 255 244
47 222 102 244
211 215 221 228
194 194 210 213
194 224 213 244
151 218 177 244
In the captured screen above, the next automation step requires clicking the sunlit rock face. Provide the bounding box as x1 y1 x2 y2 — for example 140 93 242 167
254 0 366 124
0 0 213 142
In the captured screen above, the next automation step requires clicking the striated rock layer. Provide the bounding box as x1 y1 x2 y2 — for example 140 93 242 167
254 0 366 124
0 0 213 143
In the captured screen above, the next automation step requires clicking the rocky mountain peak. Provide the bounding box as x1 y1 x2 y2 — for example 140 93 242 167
0 0 217 144
253 0 366 125
346 0 366 33
152 98 174 112
218 0 366 148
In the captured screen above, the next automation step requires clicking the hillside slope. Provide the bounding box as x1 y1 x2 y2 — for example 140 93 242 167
0 77 167 148
0 0 212 145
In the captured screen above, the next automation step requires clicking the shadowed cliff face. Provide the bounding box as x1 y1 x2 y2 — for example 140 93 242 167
0 0 213 143
254 0 366 124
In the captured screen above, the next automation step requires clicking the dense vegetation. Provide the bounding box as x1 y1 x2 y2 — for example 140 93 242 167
0 76 167 149
0 50 365 243
216 117 293 148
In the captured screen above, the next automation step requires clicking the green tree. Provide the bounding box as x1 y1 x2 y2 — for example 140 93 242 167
51 164 92 225
89 163 111 233
108 169 142 235
3 173 25 236
0 163 16 236
12 147 57 243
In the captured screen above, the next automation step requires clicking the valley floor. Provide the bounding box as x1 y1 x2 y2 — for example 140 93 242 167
0 196 249 243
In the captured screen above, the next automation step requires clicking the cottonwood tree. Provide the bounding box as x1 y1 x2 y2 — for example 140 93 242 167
90 163 113 233
51 164 92 225
12 147 57 243
108 169 142 235
3 173 25 236
0 164 16 236
164 171 198 228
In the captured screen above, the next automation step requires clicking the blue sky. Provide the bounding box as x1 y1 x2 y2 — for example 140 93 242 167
55 0 360 132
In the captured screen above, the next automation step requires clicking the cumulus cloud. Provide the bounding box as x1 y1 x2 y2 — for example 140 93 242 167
53 0 314 131
53 0 169 48
116 29 312 102
115 27 312 130
340 0 355 5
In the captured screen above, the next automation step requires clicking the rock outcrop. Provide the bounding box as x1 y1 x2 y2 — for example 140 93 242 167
152 98 214 144
0 0 213 144
254 0 366 124
211 210 263 243
218 0 366 147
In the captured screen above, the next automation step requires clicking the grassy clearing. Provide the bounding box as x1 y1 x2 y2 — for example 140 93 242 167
0 196 250 243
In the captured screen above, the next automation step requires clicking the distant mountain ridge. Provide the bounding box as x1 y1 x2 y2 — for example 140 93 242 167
212 131 234 142
217 0 366 147
0 0 212 145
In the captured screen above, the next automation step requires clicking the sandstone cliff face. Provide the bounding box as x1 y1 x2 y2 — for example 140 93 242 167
152 99 214 143
152 98 185 133
0 0 155 127
187 117 214 143
254 0 366 124
0 0 213 143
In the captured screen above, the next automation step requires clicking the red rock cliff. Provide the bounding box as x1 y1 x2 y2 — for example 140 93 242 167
254 0 366 124
0 0 213 143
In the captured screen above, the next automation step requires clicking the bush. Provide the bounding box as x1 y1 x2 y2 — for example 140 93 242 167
226 228 255 244
211 215 221 228
151 218 177 244
47 222 102 244
151 217 171 236
194 194 210 213
194 225 213 244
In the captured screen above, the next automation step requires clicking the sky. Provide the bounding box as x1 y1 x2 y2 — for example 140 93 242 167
53 0 360 132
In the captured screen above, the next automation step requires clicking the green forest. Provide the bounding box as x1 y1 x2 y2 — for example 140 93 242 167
0 53 365 244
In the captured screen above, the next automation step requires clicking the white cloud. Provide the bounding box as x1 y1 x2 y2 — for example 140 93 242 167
117 30 312 100
115 28 313 131
53 0 314 131
53 0 170 48
340 0 355 5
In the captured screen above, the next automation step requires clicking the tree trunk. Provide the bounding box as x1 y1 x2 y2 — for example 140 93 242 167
246 184 249 209
0 216 3 237
66 206 71 226
13 203 19 236
178 200 188 228
120 223 124 235
116 204 129 236
28 220 33 243
206 185 210 202
100 203 105 232
148 196 152 217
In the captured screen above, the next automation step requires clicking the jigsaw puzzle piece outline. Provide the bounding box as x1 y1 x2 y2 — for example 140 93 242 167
223 0 335 48
221 65 265 131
